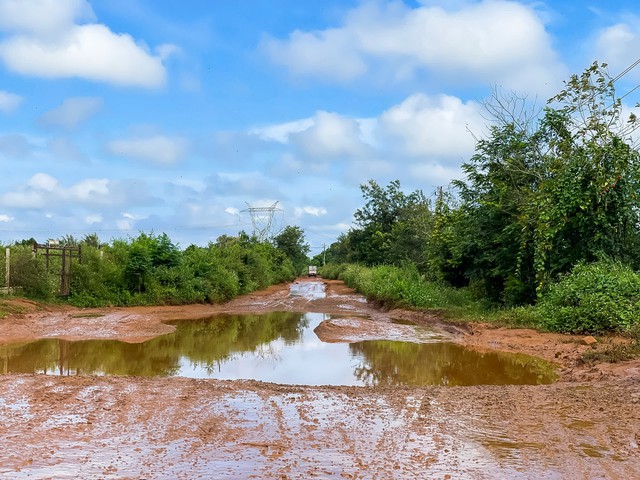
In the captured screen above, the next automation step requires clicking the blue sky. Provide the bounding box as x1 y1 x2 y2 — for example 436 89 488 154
1 0 640 252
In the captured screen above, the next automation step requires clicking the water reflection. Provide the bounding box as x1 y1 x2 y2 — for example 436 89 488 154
289 281 326 299
0 312 556 386
351 341 555 386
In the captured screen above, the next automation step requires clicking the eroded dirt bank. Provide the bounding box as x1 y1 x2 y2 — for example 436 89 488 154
1 278 639 478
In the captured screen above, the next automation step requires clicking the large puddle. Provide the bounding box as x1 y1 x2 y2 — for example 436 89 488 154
0 311 556 386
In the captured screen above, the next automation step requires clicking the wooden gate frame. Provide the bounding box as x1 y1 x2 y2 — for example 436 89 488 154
33 242 82 296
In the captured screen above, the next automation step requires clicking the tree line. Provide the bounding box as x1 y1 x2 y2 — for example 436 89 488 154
315 62 640 334
1 226 310 307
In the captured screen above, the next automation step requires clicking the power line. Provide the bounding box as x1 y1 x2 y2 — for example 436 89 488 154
611 57 640 84
618 82 640 103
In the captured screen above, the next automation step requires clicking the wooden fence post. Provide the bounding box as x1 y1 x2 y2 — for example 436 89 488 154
5 247 9 289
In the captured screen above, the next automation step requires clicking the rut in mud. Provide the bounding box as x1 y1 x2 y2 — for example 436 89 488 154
0 278 639 479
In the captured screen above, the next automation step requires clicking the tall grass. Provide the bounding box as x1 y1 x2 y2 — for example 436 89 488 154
322 263 473 309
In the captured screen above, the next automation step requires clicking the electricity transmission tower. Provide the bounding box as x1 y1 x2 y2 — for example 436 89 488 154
242 201 283 241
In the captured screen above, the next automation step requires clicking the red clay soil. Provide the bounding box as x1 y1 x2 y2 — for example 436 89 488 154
0 278 639 479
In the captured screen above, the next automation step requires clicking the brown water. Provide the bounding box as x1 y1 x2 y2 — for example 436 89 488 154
0 311 556 385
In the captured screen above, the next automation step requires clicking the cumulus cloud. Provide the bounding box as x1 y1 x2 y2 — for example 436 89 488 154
0 214 13 222
0 173 124 210
84 214 102 224
377 93 485 159
38 97 103 130
27 172 58 191
257 91 483 187
289 111 369 159
0 0 172 88
293 206 327 218
0 0 94 35
0 90 21 113
250 118 315 143
262 0 565 93
595 21 640 80
107 135 189 165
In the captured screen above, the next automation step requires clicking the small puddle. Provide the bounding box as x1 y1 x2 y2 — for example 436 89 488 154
289 281 326 299
0 312 556 386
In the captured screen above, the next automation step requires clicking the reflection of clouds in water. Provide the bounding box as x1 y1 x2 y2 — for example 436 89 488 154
288 282 327 299
2 311 556 386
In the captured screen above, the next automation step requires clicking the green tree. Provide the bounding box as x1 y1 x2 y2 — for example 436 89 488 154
274 225 310 274
452 61 640 303
348 180 431 266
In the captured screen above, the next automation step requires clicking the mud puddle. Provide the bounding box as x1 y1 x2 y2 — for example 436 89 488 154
0 279 639 478
0 310 556 385
289 280 326 298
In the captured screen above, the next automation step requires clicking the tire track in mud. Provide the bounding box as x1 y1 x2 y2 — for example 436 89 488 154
1 376 640 479
1 279 640 479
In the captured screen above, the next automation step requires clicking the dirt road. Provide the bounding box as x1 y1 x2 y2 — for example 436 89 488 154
0 279 639 479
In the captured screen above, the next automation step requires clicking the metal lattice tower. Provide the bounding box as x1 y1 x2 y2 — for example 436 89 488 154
241 201 283 241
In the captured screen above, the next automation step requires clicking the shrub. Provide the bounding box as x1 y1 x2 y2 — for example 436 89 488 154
318 263 348 279
337 263 472 309
537 260 640 334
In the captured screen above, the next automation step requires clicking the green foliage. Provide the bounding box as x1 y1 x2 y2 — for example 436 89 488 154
9 245 57 299
581 340 640 364
315 62 640 335
342 180 432 268
318 263 349 279
0 229 292 308
537 261 640 334
274 225 310 275
337 264 472 309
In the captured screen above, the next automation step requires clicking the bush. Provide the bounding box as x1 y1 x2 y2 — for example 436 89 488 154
537 260 640 334
336 263 472 309
9 246 57 299
318 263 348 279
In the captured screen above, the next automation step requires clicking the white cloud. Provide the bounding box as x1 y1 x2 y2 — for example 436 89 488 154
262 0 565 93
117 218 133 230
409 162 466 187
1 173 114 210
225 207 240 216
0 191 46 209
289 111 369 159
68 178 109 200
0 0 94 35
377 93 484 159
595 22 640 80
0 214 14 222
250 118 315 143
107 135 189 165
39 97 103 130
27 173 58 191
0 0 170 88
0 90 22 113
293 206 327 218
84 214 102 224
263 27 367 82
258 91 483 184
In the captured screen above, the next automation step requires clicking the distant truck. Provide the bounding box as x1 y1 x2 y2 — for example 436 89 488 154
308 265 318 277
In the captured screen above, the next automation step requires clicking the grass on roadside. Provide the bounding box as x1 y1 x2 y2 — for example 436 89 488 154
581 339 640 364
0 298 29 319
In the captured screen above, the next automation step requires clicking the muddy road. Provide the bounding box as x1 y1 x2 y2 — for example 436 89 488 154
0 279 639 478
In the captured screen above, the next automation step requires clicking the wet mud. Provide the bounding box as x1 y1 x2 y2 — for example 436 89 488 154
0 278 639 478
